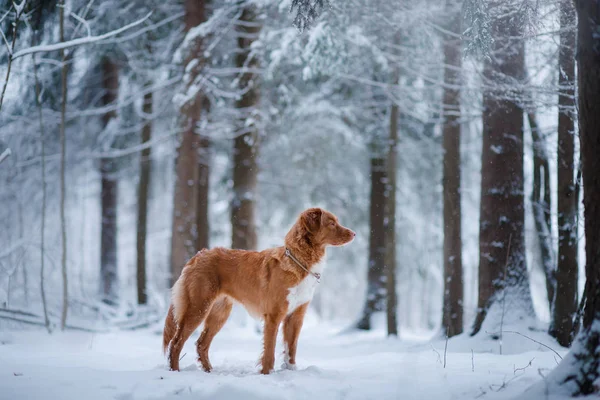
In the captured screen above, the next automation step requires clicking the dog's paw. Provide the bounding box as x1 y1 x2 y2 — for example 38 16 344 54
281 361 297 371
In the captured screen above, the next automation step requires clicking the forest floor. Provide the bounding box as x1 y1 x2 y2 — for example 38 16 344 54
0 312 574 400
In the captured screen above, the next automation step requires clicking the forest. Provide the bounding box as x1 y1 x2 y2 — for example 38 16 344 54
1 0 600 399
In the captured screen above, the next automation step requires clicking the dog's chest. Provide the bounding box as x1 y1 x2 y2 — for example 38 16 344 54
286 263 324 314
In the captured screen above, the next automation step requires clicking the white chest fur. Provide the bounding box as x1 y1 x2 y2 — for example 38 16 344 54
286 263 324 314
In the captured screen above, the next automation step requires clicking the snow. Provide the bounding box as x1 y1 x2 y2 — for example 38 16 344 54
0 315 572 400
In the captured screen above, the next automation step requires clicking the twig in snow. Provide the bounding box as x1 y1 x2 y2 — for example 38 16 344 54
490 376 509 392
538 368 550 400
179 352 187 361
489 358 536 393
443 328 449 368
0 148 12 165
471 349 475 372
514 357 535 375
431 345 442 365
500 331 562 362
475 387 487 398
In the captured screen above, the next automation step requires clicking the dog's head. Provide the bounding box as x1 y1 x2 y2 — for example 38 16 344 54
298 207 355 247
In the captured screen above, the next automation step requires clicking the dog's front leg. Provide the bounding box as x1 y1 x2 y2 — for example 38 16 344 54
282 303 308 370
260 313 284 374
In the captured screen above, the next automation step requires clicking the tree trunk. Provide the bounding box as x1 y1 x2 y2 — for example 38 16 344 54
100 56 119 305
170 0 208 286
59 0 69 330
528 112 555 310
441 1 463 338
136 90 152 305
550 0 578 348
33 35 51 333
561 1 600 394
472 2 534 335
231 6 261 251
356 156 387 330
196 125 210 252
385 95 399 337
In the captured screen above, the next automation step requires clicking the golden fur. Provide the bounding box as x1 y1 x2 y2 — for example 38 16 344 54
162 207 355 374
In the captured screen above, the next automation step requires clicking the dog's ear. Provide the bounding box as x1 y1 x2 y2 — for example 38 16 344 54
300 208 323 234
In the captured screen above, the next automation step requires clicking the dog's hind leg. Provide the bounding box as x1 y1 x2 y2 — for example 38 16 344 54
196 296 233 372
168 293 218 371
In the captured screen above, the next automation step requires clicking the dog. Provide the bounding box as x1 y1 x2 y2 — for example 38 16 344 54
162 207 355 374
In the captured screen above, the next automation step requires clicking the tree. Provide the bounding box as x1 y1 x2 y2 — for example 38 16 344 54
528 112 554 309
99 56 120 305
59 0 69 330
196 108 210 254
170 0 209 285
550 0 578 348
32 30 51 333
356 154 387 330
136 90 152 305
558 0 600 394
441 0 463 338
355 77 392 331
231 5 261 251
385 83 399 337
471 1 534 335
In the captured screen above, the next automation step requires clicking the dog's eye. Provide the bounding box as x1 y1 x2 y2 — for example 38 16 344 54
329 222 336 227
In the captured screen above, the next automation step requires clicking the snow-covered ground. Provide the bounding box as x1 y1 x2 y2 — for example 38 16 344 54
0 312 571 400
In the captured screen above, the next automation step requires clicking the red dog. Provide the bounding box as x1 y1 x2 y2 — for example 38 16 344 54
163 207 355 374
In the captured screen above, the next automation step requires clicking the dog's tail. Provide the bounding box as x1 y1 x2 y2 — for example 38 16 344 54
163 261 194 354
162 303 177 355
163 251 206 354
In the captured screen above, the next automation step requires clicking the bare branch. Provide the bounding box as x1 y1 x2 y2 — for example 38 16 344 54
0 3 22 111
0 147 11 164
11 11 153 60
68 9 92 38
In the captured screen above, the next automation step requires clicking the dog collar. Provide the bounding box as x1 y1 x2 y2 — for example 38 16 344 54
285 248 321 283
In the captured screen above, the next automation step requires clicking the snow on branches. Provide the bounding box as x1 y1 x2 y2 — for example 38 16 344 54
463 0 494 59
289 0 331 33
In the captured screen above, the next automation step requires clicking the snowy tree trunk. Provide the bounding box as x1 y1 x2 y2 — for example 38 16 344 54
136 90 152 305
528 112 555 310
441 1 463 338
33 33 50 332
59 0 69 330
472 1 534 335
231 6 261 251
550 0 578 348
356 156 387 330
562 0 600 394
385 90 399 337
196 132 210 253
100 56 119 305
170 0 208 286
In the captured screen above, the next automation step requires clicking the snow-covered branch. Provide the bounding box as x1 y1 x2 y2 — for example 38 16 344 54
0 147 12 165
11 11 153 60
